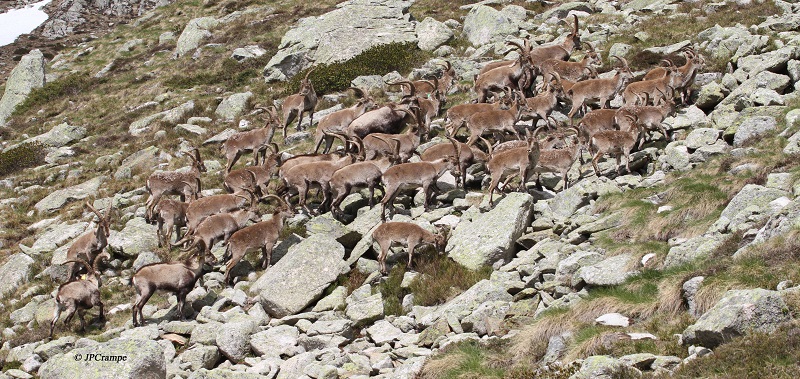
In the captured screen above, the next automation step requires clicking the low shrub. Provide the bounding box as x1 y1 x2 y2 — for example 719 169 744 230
0 141 46 178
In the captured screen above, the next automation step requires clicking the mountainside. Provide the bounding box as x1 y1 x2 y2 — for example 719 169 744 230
1 0 800 378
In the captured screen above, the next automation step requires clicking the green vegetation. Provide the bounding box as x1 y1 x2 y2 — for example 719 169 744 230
285 42 432 95
419 341 507 379
12 73 99 117
0 141 46 178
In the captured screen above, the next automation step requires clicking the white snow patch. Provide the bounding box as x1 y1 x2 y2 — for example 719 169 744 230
0 0 52 47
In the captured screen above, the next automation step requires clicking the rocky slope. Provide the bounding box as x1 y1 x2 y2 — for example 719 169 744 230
0 0 800 378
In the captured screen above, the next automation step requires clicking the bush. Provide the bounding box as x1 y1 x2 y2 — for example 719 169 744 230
284 42 432 95
12 73 98 116
0 142 46 178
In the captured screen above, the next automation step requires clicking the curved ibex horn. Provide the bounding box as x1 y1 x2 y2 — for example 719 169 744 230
479 136 493 156
303 67 317 81
572 14 579 34
347 87 366 99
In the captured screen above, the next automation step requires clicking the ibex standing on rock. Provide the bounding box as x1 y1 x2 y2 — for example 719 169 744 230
372 222 449 275
282 67 318 143
49 252 110 338
131 252 209 326
223 106 278 173
145 148 205 221
487 127 543 206
66 202 113 281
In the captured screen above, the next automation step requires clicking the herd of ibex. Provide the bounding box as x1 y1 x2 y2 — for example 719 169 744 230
47 14 705 336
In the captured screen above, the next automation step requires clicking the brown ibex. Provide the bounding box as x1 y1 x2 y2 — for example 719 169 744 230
589 114 643 176
66 202 113 281
131 252 208 326
145 148 205 222
281 67 318 143
313 87 375 154
420 137 481 189
222 106 278 173
462 89 530 146
153 199 188 248
280 144 362 214
616 87 677 148
183 191 254 237
222 195 294 285
329 154 397 219
372 222 449 275
223 143 280 197
643 47 705 104
539 43 600 83
380 140 459 220
535 127 585 190
474 41 533 103
566 56 633 122
487 127 543 206
172 207 260 259
49 252 111 338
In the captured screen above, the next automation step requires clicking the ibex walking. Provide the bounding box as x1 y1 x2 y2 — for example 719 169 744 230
372 222 449 275
49 252 110 338
281 67 318 143
66 202 113 281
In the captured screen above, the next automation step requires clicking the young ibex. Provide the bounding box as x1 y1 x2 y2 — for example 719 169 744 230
487 127 543 206
420 137 479 189
153 199 188 248
520 74 566 130
183 191 254 237
412 79 446 137
222 107 278 173
281 67 318 143
529 15 582 68
616 87 677 148
539 43 600 83
280 146 362 214
474 41 533 103
577 108 619 142
463 89 530 146
222 195 294 285
535 127 585 190
566 56 633 122
329 154 396 218
380 139 460 220
49 252 111 338
313 87 375 154
145 148 206 222
445 96 509 137
66 202 112 281
131 252 208 326
589 114 643 176
407 61 456 97
223 143 280 197
372 222 449 275
172 207 260 258
622 62 678 106
643 47 704 104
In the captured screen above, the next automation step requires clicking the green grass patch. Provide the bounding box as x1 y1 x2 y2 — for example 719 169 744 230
378 265 407 316
284 42 433 95
408 253 493 306
12 73 100 116
419 341 507 379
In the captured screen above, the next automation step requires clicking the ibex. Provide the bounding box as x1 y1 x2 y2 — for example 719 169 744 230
221 195 294 285
344 102 419 140
359 111 421 163
589 114 643 176
474 41 533 103
643 47 704 104
577 108 619 143
131 252 208 326
407 79 445 137
380 139 460 221
313 87 375 154
487 127 543 206
281 67 318 143
372 222 449 275
444 97 509 137
329 154 396 219
280 144 362 214
406 61 456 97
49 252 111 338
145 148 205 222
539 43 600 83
462 89 530 146
222 107 278 173
566 56 633 122
153 199 188 248
172 207 260 259
616 87 677 148
520 74 566 130
223 143 280 197
622 61 678 106
535 127 585 190
529 15 583 68
420 137 480 189
66 202 112 281
183 191 254 237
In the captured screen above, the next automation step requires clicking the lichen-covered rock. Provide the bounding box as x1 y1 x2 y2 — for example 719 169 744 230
30 222 89 254
175 17 219 57
108 217 159 258
720 71 790 108
34 176 106 213
695 81 728 110
733 116 777 147
250 234 346 317
735 45 800 80
416 17 453 51
22 122 86 149
264 0 417 81
420 279 512 326
0 49 45 126
661 142 691 171
447 192 533 270
250 325 300 357
0 253 36 299
345 291 384 327
682 289 790 348
178 344 219 370
571 355 628 379
113 146 161 180
548 177 621 221
214 92 252 121
365 320 403 344
684 128 721 150
664 233 727 267
711 184 787 233
39 338 165 379
462 5 519 46
216 320 256 362
574 253 638 287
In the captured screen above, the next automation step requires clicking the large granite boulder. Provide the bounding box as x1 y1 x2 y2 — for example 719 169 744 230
175 17 219 57
415 17 453 51
682 289 790 348
34 176 106 214
0 253 35 299
215 92 253 121
263 0 417 81
447 192 533 270
462 5 519 46
108 217 159 258
0 49 45 126
249 234 347 317
39 338 166 379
